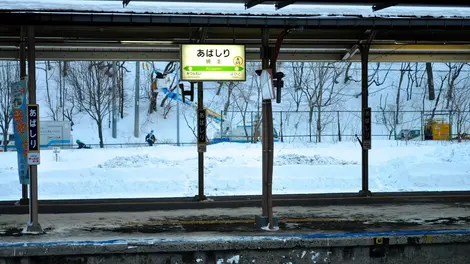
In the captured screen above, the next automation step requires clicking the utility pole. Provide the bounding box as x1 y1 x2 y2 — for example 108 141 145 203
112 62 117 138
134 61 140 138
176 80 180 146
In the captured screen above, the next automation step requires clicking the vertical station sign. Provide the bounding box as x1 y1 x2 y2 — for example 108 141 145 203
363 107 371 149
197 109 207 152
27 104 40 165
180 44 246 82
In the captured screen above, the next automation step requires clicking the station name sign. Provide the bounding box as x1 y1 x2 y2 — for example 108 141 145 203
180 44 246 82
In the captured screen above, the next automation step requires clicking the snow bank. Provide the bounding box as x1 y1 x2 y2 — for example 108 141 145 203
1 0 470 19
274 154 357 166
0 140 469 200
98 154 178 168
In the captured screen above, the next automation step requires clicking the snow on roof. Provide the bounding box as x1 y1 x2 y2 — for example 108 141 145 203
1 0 470 19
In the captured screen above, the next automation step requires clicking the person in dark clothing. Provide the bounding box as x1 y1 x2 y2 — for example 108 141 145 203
76 139 91 149
145 130 156 146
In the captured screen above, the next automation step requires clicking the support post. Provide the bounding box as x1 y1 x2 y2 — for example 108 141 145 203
112 62 117 138
255 27 278 230
261 28 270 218
359 41 372 197
196 81 206 201
25 26 42 233
19 26 28 205
176 77 180 146
134 61 140 138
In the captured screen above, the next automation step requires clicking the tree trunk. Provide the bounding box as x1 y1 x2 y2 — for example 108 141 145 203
446 63 465 109
97 119 104 148
337 111 341 142
430 77 446 120
395 64 405 138
120 67 124 119
309 106 314 142
223 83 234 116
2 127 7 152
426 62 435 100
215 82 223 96
316 105 322 143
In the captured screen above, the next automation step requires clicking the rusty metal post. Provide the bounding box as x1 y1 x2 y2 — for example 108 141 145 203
255 27 278 230
19 26 28 205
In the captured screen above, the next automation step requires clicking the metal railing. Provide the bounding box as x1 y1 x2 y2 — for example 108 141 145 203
220 109 464 143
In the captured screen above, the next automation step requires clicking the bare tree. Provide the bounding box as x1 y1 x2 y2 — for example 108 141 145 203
232 82 255 141
376 94 404 139
116 62 131 119
58 61 77 130
429 75 448 120
0 61 18 151
451 73 470 136
375 63 408 139
67 61 112 148
216 81 238 116
38 61 61 121
289 62 306 112
301 62 347 142
352 62 391 98
445 63 466 109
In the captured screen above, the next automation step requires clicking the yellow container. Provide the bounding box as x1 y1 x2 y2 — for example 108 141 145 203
431 121 450 140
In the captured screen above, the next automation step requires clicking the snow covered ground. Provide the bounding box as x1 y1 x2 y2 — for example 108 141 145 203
2 0 470 19
1 140 469 200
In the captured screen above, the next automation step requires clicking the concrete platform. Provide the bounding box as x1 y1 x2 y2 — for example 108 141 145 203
1 202 470 263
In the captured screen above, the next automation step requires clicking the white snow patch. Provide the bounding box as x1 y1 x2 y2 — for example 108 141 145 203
196 258 203 263
311 251 320 263
98 154 178 168
274 154 357 166
227 255 240 264
1 1 470 19
1 141 470 200
301 251 306 258
261 223 280 231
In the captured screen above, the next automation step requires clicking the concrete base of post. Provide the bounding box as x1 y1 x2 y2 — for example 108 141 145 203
22 222 44 235
194 195 207 202
18 198 29 206
255 215 279 230
359 190 372 197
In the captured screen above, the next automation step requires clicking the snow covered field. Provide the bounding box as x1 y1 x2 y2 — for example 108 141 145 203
1 140 469 201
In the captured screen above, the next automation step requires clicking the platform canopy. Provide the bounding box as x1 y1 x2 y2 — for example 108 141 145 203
120 0 470 11
0 0 469 62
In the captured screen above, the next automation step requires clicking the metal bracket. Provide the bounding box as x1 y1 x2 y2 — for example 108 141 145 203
275 0 296 10
372 3 397 12
198 27 208 44
245 0 265 9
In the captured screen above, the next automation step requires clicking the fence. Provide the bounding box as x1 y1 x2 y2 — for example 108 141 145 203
1 109 465 152
221 109 462 143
